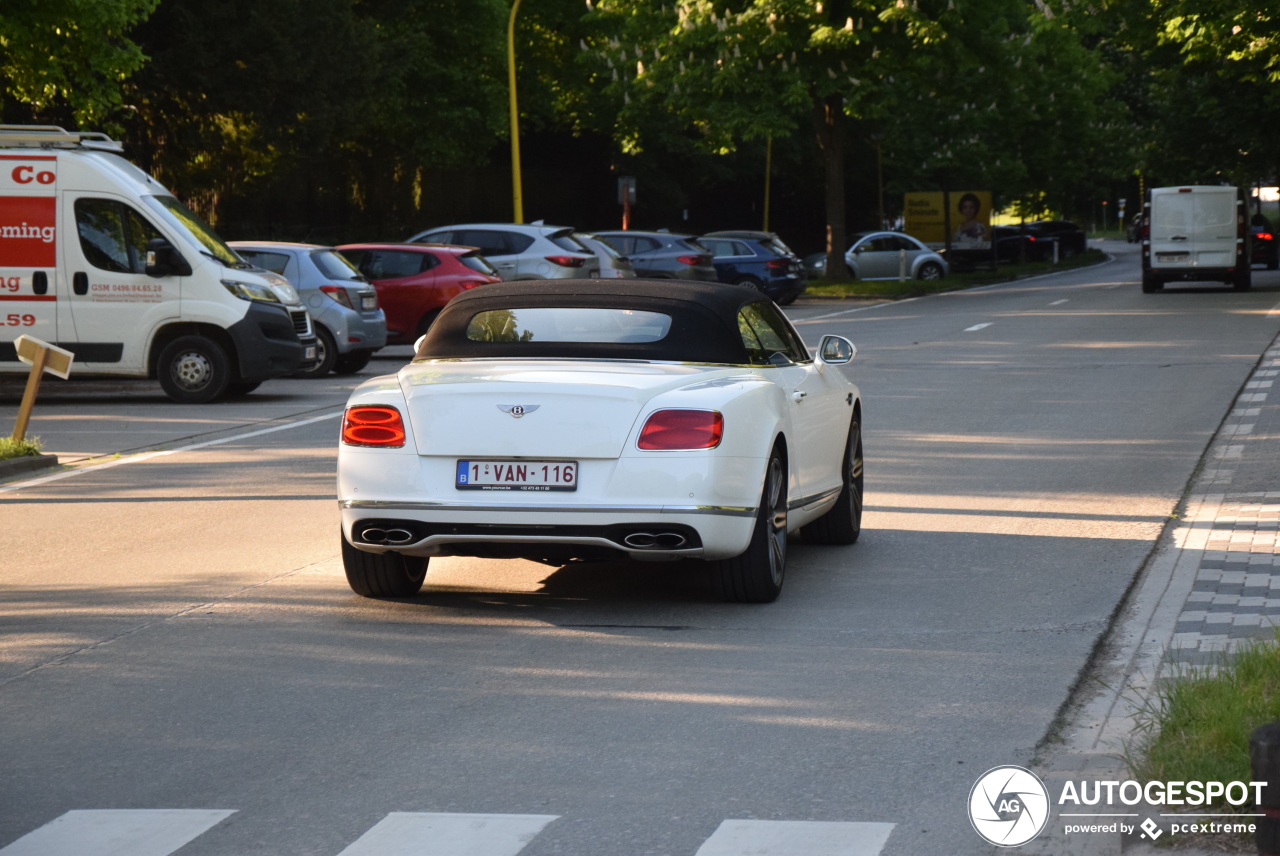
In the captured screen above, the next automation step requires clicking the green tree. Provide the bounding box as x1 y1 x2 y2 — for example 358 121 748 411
121 0 509 233
0 0 159 126
581 0 1121 277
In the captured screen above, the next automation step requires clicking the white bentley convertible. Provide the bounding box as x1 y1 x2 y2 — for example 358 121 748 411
337 279 863 602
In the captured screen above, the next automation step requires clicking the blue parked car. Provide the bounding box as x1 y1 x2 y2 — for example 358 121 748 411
698 230 807 305
231 241 387 377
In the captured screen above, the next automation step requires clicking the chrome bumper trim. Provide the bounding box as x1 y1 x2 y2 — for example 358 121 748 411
340 499 755 517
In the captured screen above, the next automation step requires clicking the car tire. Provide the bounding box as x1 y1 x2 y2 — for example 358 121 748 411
294 325 336 378
225 380 262 397
332 348 373 375
713 448 787 603
415 309 441 339
917 262 944 281
1268 256 1278 271
157 335 232 403
734 275 764 292
341 528 428 597
801 415 863 545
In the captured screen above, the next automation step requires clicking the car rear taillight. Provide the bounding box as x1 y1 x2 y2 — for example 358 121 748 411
342 406 406 447
1258 232 1274 242
546 255 586 268
320 285 354 308
766 258 789 270
676 254 710 266
458 280 490 290
638 409 723 450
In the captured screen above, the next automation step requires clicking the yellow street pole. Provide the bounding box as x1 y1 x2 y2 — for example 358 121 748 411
507 0 524 224
763 135 772 232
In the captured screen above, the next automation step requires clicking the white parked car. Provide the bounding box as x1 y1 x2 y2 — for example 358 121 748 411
337 280 864 603
844 231 948 281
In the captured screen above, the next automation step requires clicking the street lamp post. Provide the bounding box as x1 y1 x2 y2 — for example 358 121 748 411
507 0 524 224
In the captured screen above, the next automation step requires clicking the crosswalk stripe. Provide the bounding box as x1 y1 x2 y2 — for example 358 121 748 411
693 819 896 856
334 812 560 856
0 809 235 856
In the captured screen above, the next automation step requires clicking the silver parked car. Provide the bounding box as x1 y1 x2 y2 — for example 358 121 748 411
230 241 387 377
574 232 636 279
844 231 949 281
406 222 599 281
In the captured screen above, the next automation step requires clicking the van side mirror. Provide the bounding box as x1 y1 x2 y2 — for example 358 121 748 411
145 238 192 278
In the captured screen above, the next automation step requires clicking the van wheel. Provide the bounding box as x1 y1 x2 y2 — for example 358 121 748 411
295 326 336 378
1233 269 1252 290
157 335 232 403
1141 274 1163 293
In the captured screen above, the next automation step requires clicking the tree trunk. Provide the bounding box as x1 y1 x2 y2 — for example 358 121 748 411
813 94 847 281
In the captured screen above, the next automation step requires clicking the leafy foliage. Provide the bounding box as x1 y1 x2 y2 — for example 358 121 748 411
0 0 159 126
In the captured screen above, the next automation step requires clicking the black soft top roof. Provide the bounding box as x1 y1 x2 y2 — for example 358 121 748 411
415 278 767 364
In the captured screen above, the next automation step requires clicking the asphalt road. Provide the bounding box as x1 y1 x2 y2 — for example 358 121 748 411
2 241 1279 856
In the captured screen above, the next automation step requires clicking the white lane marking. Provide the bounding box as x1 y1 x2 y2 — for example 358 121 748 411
694 820 896 855
1049 299 1068 305
796 298 917 323
964 322 993 331
335 813 560 856
0 412 342 494
0 810 234 856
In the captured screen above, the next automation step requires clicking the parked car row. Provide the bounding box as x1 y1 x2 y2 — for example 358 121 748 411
228 215 1098 379
407 223 809 305
222 224 819 378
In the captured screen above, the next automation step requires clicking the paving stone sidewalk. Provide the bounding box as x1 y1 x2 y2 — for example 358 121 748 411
1021 337 1280 856
1169 340 1280 668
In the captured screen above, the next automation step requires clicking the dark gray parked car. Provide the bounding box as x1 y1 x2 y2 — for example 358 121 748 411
592 230 718 281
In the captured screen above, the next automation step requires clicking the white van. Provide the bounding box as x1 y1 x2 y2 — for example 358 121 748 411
0 124 316 402
1142 185 1250 293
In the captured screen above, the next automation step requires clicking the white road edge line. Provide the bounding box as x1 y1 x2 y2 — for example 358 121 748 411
0 412 343 494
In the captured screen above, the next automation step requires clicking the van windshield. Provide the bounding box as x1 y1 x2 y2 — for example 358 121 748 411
143 195 243 267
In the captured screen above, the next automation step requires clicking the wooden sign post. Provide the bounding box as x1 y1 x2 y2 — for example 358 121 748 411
12 335 74 442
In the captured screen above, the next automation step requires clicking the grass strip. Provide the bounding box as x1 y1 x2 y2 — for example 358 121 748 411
1128 634 1280 789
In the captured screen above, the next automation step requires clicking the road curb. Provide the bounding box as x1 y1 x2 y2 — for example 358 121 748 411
0 453 59 480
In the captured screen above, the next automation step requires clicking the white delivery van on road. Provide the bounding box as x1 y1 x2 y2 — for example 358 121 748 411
1141 185 1251 293
0 124 316 402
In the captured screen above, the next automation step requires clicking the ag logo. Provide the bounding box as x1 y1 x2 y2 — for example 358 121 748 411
968 765 1050 847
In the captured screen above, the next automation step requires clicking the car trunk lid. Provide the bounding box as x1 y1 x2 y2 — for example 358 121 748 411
399 360 729 457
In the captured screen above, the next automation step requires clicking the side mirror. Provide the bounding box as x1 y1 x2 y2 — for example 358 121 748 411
818 335 857 365
145 238 192 278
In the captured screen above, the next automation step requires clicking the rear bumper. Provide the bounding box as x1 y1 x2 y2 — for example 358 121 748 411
339 500 756 561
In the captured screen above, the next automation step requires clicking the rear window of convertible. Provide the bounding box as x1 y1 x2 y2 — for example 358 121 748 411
465 308 672 344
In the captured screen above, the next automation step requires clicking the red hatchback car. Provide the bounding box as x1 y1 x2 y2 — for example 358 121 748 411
337 243 502 345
